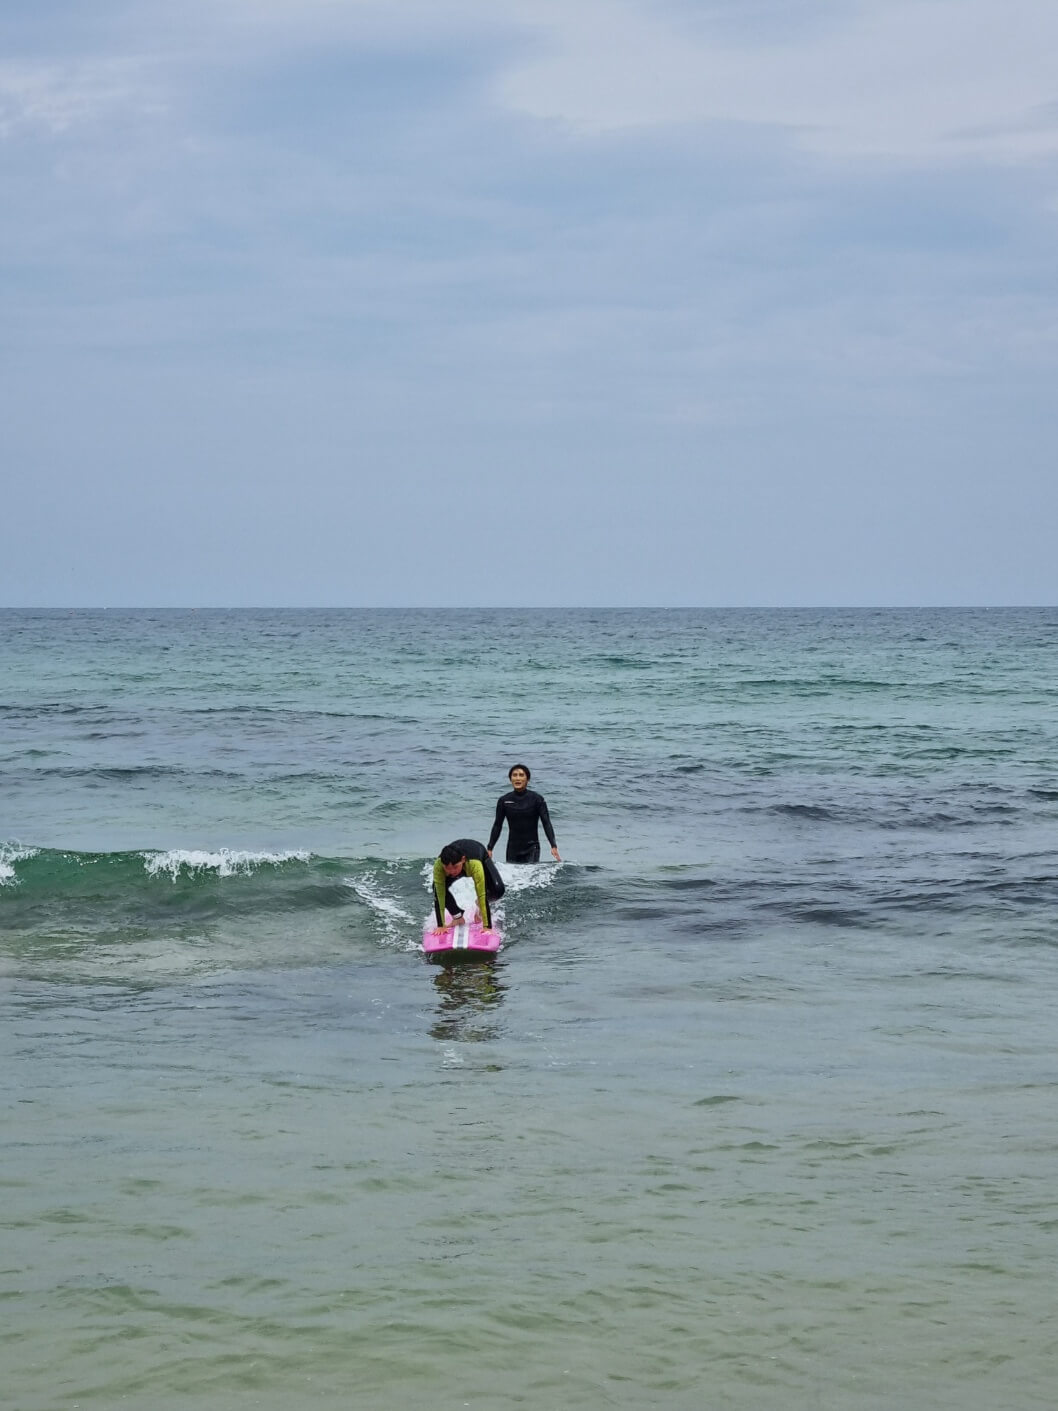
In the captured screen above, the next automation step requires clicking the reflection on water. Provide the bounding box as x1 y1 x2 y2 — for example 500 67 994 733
429 959 507 1043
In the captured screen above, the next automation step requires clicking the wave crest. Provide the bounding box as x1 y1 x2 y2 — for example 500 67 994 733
142 848 312 881
0 844 40 887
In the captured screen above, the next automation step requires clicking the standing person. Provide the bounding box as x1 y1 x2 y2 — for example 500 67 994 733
432 839 505 929
487 764 561 864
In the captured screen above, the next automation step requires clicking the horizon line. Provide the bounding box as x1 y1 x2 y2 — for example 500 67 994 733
2 603 1056 613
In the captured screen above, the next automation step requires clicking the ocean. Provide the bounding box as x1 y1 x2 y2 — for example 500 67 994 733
2 607 1056 1410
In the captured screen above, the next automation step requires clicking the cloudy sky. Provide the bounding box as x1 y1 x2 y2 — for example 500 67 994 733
2 0 1056 605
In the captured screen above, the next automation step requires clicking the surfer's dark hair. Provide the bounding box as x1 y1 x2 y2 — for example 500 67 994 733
439 844 465 865
509 763 531 781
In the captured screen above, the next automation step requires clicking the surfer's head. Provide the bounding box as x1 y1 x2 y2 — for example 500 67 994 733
439 844 466 876
509 764 530 789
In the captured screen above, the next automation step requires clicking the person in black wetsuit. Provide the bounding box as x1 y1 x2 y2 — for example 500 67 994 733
432 839 506 928
486 764 561 864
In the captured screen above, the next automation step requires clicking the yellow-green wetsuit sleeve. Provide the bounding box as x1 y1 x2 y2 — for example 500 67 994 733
432 859 448 925
465 859 490 928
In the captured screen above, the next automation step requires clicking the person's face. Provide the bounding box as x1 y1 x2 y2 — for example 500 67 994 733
509 768 529 792
442 859 465 878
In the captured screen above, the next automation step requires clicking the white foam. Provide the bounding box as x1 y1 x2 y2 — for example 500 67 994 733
0 844 39 887
347 874 415 923
143 848 311 881
349 872 422 951
496 860 561 893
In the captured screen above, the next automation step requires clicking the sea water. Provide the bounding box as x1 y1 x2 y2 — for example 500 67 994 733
1 608 1056 1410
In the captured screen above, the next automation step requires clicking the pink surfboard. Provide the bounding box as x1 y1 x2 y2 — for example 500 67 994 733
422 916 502 959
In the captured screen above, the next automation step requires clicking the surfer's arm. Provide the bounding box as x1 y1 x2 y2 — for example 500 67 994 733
486 795 506 854
538 795 559 856
432 860 459 926
467 859 491 929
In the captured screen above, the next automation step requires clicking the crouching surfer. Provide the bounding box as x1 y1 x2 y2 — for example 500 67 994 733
432 839 506 930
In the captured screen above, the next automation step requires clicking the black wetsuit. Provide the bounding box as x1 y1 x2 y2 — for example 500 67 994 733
433 838 506 926
487 789 557 864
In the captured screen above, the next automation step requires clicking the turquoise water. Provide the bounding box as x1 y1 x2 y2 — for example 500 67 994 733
2 608 1057 1409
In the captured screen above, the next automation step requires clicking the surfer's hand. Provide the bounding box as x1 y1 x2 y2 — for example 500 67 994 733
551 847 561 861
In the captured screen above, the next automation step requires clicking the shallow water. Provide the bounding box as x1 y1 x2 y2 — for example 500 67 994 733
2 608 1057 1408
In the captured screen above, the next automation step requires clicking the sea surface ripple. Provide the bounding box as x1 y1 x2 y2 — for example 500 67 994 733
2 608 1057 1409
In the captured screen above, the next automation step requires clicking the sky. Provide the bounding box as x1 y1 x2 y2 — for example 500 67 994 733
2 0 1057 606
